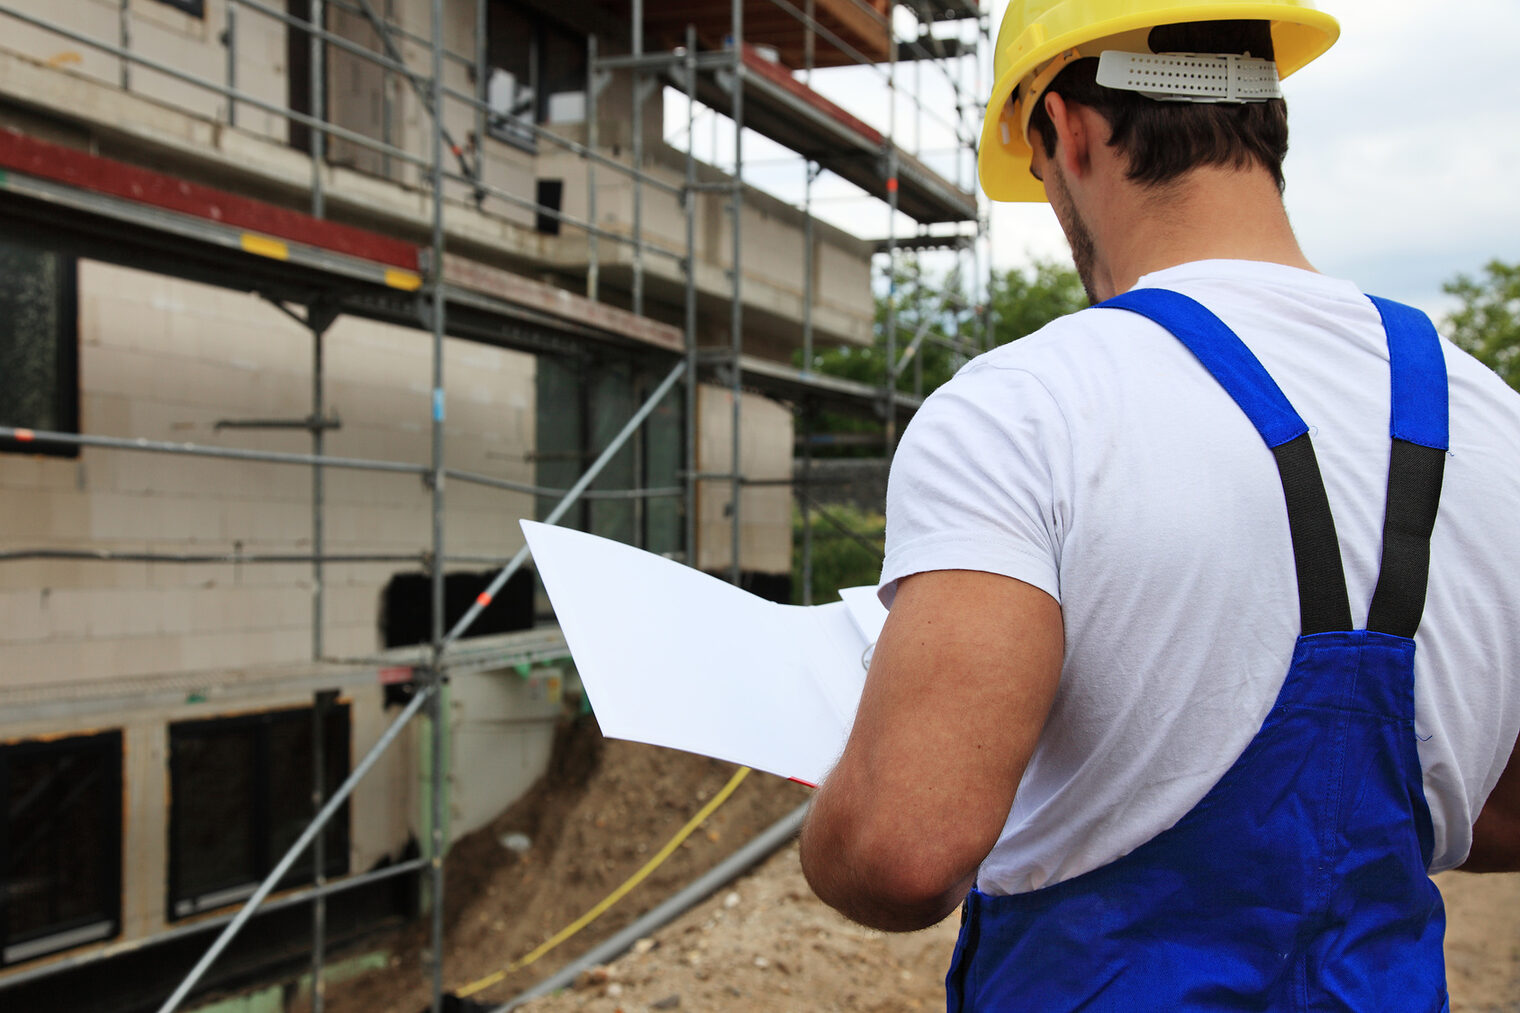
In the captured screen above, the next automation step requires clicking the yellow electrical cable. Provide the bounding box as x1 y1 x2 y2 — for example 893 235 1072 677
454 765 752 1000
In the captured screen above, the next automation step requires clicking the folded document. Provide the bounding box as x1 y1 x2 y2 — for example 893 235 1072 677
520 520 887 786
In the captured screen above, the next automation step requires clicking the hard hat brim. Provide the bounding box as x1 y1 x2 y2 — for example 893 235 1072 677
978 6 1340 203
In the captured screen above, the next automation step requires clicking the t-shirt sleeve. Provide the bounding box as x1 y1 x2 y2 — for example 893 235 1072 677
878 364 1070 609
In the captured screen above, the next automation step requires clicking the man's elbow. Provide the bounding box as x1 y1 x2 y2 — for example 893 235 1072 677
800 814 975 932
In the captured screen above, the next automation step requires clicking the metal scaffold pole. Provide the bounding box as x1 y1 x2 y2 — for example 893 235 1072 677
684 24 700 569
443 359 689 647
587 33 601 301
117 0 129 89
310 0 326 217
309 300 336 1013
632 0 645 317
800 155 818 607
426 0 448 1008
311 688 335 1013
801 406 814 606
728 0 745 587
474 0 488 197
224 0 237 126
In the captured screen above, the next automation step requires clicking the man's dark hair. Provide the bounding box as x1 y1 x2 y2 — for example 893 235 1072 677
1027 20 1288 191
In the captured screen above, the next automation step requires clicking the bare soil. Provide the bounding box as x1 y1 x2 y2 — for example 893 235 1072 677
318 717 1520 1012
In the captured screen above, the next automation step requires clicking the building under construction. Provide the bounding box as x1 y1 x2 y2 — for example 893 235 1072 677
0 0 987 1009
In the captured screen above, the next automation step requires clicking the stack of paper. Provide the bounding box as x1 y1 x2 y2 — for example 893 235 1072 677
520 520 887 787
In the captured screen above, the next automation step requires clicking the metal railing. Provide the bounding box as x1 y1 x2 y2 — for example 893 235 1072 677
0 3 991 1011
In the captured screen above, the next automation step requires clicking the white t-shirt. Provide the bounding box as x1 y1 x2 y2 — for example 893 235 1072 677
880 260 1520 895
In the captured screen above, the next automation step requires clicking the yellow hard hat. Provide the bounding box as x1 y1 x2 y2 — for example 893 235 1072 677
979 0 1340 202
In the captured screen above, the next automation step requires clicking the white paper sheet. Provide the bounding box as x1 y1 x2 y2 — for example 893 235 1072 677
838 585 889 644
521 520 884 786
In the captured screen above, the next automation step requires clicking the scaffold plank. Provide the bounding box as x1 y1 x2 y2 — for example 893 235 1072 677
640 0 893 68
687 46 978 224
0 129 421 273
442 253 683 353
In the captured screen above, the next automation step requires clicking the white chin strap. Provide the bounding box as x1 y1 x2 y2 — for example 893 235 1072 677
1096 50 1282 103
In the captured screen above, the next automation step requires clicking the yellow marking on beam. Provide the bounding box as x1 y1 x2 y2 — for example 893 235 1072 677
241 233 290 260
384 268 424 291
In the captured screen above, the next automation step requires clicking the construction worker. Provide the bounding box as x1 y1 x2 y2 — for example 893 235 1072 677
799 1 1520 1008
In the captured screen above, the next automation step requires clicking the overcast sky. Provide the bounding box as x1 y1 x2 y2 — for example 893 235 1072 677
990 0 1520 318
671 0 1520 322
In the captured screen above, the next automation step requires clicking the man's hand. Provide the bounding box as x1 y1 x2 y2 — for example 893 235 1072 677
799 569 1063 931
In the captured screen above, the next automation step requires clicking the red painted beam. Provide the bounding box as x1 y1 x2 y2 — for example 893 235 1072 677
0 129 421 272
741 45 885 148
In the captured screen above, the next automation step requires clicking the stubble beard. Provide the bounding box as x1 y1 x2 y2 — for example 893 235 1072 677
1045 159 1100 305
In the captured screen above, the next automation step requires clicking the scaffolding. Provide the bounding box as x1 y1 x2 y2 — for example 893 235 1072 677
0 1 990 1010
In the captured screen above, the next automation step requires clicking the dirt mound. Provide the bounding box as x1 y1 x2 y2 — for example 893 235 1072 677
317 715 810 1013
515 857 1520 1013
310 715 1520 1013
515 839 960 1013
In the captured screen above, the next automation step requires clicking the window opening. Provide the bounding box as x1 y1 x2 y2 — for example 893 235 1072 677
485 2 587 152
535 179 564 236
168 706 350 919
0 731 122 966
152 0 206 17
0 233 78 457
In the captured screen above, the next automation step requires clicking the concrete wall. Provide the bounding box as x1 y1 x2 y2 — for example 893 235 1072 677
449 664 573 839
0 677 412 956
1 0 289 140
0 0 826 981
0 255 537 972
0 259 537 685
0 0 875 353
695 385 795 577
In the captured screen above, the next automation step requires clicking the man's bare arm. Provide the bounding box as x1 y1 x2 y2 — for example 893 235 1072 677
798 569 1064 931
1460 730 1520 872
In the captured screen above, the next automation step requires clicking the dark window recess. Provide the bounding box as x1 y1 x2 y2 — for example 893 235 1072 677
1 731 123 967
152 0 205 16
484 2 587 151
168 705 351 920
0 233 78 457
379 569 536 650
0 866 412 1013
285 0 321 154
536 179 564 236
535 356 687 556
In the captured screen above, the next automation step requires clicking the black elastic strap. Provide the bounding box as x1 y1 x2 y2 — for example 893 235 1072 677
1271 433 1354 635
1365 439 1446 638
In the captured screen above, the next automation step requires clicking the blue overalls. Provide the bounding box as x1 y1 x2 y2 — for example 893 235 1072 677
945 289 1451 1011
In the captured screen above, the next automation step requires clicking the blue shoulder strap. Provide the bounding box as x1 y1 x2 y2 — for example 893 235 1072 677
1100 288 1352 634
1364 296 1448 637
1102 288 1308 449
1100 288 1449 639
1369 295 1449 451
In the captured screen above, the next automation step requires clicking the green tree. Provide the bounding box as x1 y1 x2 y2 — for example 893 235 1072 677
1444 259 1520 390
791 503 886 606
796 256 1084 454
988 258 1088 345
801 256 973 397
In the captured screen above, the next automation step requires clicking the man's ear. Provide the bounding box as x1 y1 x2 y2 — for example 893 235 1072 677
1042 91 1091 178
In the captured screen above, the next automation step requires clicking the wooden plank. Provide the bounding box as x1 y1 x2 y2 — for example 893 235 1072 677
442 253 683 354
639 0 892 68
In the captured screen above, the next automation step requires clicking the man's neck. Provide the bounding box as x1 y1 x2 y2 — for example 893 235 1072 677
1087 165 1315 300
